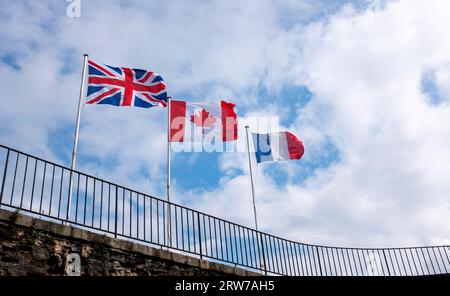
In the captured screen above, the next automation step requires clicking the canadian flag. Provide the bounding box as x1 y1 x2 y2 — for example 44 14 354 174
169 100 238 142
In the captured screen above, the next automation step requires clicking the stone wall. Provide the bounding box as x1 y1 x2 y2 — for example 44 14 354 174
0 208 258 276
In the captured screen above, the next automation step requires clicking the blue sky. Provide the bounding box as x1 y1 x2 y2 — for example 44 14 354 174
1 0 450 248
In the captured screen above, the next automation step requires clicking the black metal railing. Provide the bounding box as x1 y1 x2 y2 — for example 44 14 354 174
0 143 449 276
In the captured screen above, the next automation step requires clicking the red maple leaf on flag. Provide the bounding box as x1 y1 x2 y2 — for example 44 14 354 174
190 109 217 133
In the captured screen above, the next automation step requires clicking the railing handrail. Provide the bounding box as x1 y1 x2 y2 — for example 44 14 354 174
0 143 449 276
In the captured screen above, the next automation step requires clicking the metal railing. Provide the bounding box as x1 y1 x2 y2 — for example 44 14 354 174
0 144 449 276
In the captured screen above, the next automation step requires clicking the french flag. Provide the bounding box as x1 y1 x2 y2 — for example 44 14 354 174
252 132 305 164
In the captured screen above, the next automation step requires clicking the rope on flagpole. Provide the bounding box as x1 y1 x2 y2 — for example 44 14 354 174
67 53 89 222
245 126 258 232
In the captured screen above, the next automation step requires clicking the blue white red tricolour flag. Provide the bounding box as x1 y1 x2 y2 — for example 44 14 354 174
86 59 168 108
252 132 304 164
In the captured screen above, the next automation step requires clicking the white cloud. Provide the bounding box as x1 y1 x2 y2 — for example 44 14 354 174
182 0 450 247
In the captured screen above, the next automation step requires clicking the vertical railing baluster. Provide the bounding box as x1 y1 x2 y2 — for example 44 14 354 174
375 250 385 276
192 211 196 253
403 248 413 275
203 215 208 257
265 236 273 273
100 182 104 230
292 242 301 276
175 206 178 248
342 249 349 276
143 195 146 241
129 191 132 238
395 249 405 276
250 230 257 269
355 250 364 276
49 165 55 216
114 186 118 238
92 179 96 227
443 247 450 267
187 209 190 251
218 221 224 260
197 212 202 259
271 237 280 274
278 238 286 275
30 159 37 211
431 247 443 274
382 249 391 276
38 162 47 215
0 149 10 204
161 201 166 246
157 200 160 244
346 249 354 276
285 241 293 276
298 244 306 276
83 176 87 224
137 194 139 240
223 222 229 262
288 242 296 276
180 207 184 250
73 173 79 222
349 249 357 276
437 247 448 274
306 245 313 275
330 248 337 276
325 248 333 276
214 219 218 259
336 248 344 276
259 232 268 275
10 153 19 206
419 248 430 275
57 168 63 219
320 247 327 276
209 217 214 258
426 248 437 274
150 198 153 243
228 223 233 263
317 247 323 276
20 156 28 208
107 184 111 232
408 249 419 275
247 229 254 268
122 189 125 236
237 227 243 265
386 250 396 276
414 248 425 275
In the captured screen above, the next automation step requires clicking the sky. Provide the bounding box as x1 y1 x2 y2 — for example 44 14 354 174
0 0 449 248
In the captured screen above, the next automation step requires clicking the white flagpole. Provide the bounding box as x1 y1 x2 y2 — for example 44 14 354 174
245 126 258 231
67 53 89 221
245 125 265 273
167 96 172 245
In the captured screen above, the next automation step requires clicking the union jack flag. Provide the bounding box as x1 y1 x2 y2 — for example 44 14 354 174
86 59 168 108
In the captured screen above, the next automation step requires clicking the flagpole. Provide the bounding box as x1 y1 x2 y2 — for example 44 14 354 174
245 126 258 232
67 53 89 221
167 96 172 246
245 125 266 274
